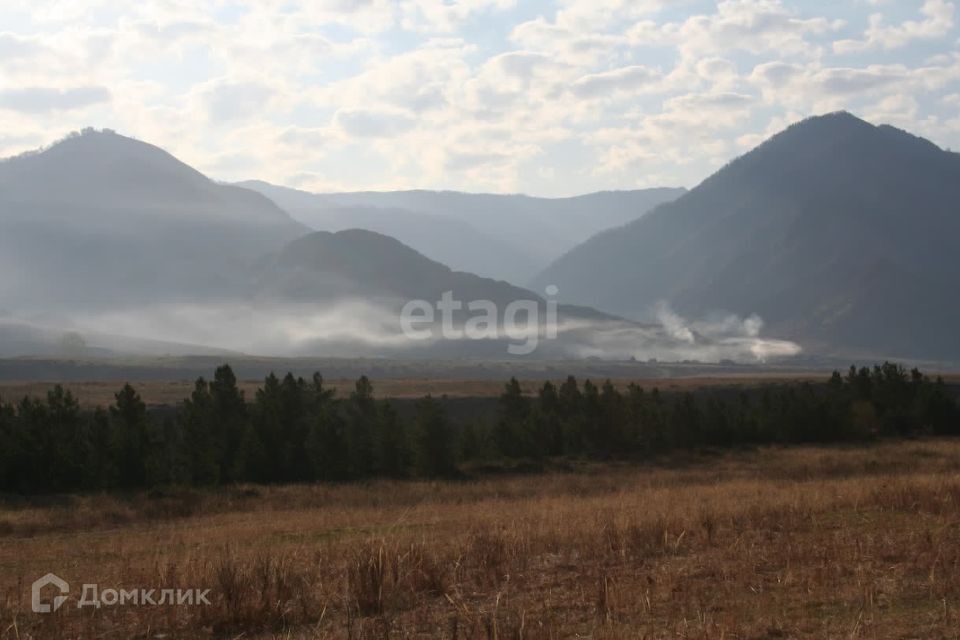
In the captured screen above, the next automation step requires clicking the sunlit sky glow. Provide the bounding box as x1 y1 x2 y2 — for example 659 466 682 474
1 0 958 196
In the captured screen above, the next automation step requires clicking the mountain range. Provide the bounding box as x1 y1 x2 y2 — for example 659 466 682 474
0 129 685 359
239 180 684 283
0 113 957 363
533 112 960 361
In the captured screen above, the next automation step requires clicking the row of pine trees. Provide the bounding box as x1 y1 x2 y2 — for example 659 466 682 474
0 363 956 494
488 363 958 459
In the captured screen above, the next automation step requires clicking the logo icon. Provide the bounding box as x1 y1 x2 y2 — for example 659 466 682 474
32 573 69 613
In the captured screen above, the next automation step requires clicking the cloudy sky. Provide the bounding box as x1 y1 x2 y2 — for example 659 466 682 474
1 0 958 196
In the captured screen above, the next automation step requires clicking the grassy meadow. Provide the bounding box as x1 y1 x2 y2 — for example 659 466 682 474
3 439 960 638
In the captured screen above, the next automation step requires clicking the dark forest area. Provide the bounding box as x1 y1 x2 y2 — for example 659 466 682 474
1 363 957 494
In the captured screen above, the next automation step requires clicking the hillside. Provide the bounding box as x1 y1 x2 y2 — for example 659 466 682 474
249 228 800 361
256 228 543 307
240 181 540 283
532 112 960 361
241 181 685 283
0 129 307 309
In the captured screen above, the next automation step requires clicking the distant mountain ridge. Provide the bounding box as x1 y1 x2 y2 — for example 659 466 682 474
0 128 307 309
2 129 294 222
1 130 684 360
255 227 623 325
257 228 540 305
7 117 952 363
240 180 540 285
239 180 686 283
533 112 960 361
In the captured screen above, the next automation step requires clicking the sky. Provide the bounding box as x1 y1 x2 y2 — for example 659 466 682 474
0 0 958 197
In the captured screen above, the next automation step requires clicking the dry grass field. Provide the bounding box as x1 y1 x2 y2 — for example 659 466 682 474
3 439 960 638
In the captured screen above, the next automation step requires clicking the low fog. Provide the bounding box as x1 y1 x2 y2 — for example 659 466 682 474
1 301 801 363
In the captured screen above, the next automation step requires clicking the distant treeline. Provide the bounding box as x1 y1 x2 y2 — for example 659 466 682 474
0 363 957 494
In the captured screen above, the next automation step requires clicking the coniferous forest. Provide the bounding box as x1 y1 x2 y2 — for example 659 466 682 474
0 363 957 494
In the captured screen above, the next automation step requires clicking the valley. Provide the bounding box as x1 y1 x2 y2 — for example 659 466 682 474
4 2 960 638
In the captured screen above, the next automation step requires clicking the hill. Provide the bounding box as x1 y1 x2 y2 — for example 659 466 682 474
240 181 685 283
532 112 960 361
257 228 540 305
253 228 628 358
240 181 539 283
0 128 307 309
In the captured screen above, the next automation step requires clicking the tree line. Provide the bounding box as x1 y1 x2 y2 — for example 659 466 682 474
0 363 957 494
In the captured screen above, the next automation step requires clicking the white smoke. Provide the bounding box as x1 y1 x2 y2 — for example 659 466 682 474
654 302 696 344
560 303 801 363
68 300 411 356
4 300 802 363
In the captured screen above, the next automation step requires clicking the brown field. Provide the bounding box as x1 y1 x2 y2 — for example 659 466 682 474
4 439 960 638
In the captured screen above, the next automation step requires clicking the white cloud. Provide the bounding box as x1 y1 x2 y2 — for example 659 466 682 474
834 0 955 53
636 0 842 59
0 86 111 112
511 17 629 67
750 55 960 113
401 0 518 32
865 92 920 123
0 32 43 58
554 0 669 30
334 107 418 138
248 0 519 34
0 0 958 196
200 81 277 123
813 65 910 95
570 65 661 98
750 61 803 88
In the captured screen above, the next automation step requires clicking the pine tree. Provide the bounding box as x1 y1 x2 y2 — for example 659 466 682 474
145 416 186 487
413 396 457 478
301 373 345 481
494 378 531 457
210 365 249 483
345 376 377 478
111 384 149 487
926 376 959 435
597 380 625 453
255 373 283 475
85 408 116 490
458 422 482 462
0 398 18 492
181 378 220 485
247 373 281 483
375 400 410 477
624 383 646 451
307 408 348 481
537 381 564 455
12 397 45 491
45 386 84 491
671 392 701 450
558 376 584 452
280 373 313 480
580 380 602 452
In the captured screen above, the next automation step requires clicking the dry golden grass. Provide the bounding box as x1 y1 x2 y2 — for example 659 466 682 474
4 440 960 638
